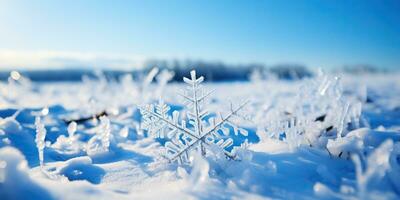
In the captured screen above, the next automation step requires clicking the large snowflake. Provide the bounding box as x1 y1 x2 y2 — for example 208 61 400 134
139 70 249 164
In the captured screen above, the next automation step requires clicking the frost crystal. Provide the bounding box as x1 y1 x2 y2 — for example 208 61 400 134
140 70 249 164
351 140 393 199
98 116 111 150
34 116 47 167
256 70 364 150
0 110 22 134
67 121 77 139
86 116 111 155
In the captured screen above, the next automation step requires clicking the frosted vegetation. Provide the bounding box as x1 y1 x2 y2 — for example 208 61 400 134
0 68 399 199
34 116 47 168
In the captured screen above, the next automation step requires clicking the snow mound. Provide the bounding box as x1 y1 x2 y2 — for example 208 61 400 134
58 156 105 184
0 146 53 200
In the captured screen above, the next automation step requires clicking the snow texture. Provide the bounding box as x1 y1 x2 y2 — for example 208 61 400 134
0 69 399 200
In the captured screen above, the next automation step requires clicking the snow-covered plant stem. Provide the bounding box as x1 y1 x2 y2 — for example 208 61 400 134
86 116 111 155
98 116 111 151
67 121 77 139
35 116 47 168
351 140 393 199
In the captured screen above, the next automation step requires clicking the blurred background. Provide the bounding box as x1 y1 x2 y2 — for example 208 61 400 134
0 0 399 81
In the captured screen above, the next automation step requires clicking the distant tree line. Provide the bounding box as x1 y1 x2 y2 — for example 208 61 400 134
2 59 390 82
142 59 313 82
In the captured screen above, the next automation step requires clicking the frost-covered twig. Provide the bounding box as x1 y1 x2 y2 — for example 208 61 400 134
67 121 77 141
86 116 111 155
255 70 364 151
34 116 47 168
0 109 22 134
63 110 108 124
351 140 393 199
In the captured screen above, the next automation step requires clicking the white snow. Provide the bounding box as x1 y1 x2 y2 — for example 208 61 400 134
0 71 399 199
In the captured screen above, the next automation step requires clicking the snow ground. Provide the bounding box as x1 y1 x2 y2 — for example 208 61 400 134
0 72 400 200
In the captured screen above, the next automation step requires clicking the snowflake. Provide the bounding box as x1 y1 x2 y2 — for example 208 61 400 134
140 70 249 164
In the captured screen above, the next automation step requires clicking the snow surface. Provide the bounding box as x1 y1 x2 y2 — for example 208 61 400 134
0 71 400 200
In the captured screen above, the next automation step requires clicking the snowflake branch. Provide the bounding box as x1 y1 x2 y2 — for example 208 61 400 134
202 100 250 137
141 107 192 134
198 89 214 103
141 105 235 160
178 92 194 103
169 100 249 161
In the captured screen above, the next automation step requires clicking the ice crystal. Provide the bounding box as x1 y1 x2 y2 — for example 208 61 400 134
0 110 22 135
67 121 77 140
256 70 364 150
86 116 111 155
35 116 47 167
140 70 249 164
351 140 393 199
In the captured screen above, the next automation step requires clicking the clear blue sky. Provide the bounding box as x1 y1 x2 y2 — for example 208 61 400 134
0 0 399 69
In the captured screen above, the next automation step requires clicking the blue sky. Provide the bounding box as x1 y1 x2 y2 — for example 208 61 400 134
0 0 399 69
